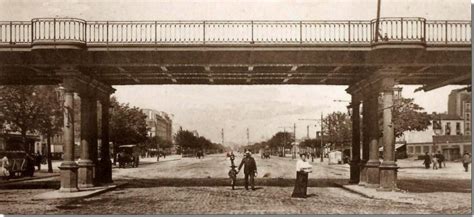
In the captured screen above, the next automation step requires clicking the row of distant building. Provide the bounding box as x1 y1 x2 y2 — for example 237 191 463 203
0 98 174 157
402 87 471 161
289 87 472 162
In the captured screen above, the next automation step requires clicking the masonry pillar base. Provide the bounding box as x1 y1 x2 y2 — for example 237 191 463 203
58 161 79 192
358 160 368 186
379 161 399 191
78 160 94 188
349 159 360 184
365 160 380 188
97 158 113 184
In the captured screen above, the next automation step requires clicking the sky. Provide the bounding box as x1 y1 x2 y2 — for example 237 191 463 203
0 0 470 146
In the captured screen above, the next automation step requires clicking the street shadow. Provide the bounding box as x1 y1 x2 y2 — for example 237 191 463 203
115 178 347 189
0 180 60 189
398 179 471 193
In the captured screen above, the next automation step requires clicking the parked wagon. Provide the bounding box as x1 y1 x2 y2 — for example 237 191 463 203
117 145 140 168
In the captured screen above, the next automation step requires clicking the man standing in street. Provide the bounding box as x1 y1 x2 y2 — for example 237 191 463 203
436 151 445 169
462 151 471 172
238 151 257 190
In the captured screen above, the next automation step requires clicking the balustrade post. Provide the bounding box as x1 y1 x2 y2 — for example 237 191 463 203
400 18 403 42
106 21 109 46
348 21 351 44
299 21 303 44
251 21 254 44
445 21 448 44
84 21 87 44
31 20 34 43
423 18 426 42
154 21 157 45
203 21 206 44
9 21 12 44
53 18 56 43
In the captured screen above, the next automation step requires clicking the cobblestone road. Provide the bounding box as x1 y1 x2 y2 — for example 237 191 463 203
0 154 471 214
1 185 469 215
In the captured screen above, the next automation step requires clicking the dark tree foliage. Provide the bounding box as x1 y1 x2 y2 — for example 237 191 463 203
393 97 431 138
109 97 148 149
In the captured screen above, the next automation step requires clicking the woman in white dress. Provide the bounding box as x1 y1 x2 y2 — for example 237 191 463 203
0 155 10 179
292 153 312 198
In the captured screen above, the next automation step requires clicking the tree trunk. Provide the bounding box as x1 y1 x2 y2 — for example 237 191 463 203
47 135 53 173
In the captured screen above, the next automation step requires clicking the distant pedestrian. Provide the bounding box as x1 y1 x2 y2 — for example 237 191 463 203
25 153 35 177
423 152 431 169
462 152 471 172
292 153 312 198
436 151 445 169
35 152 43 171
237 151 257 190
431 153 438 170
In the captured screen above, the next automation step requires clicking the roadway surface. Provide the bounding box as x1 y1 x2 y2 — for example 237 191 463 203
0 154 471 214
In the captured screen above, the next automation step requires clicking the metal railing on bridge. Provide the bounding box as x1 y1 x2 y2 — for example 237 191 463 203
0 17 470 46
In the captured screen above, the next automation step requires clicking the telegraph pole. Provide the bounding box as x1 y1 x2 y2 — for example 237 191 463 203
278 126 291 157
246 128 250 146
293 123 297 159
221 128 224 146
306 125 310 139
374 0 382 42
320 112 324 162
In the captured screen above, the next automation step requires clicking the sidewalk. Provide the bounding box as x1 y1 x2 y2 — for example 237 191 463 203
339 184 426 205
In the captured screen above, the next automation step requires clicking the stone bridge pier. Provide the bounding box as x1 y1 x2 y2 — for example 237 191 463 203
347 72 399 191
58 70 115 192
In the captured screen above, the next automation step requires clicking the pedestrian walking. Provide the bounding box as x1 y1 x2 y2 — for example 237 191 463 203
423 152 431 169
35 151 43 171
431 153 438 170
237 151 257 190
292 153 312 198
25 153 35 177
227 152 237 190
462 151 471 172
436 151 445 169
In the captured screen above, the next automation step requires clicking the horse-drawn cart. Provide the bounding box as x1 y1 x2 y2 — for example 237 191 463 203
117 145 140 168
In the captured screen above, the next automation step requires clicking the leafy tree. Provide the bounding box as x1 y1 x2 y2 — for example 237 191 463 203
322 111 352 149
109 97 148 161
0 86 45 153
175 129 224 155
175 130 197 150
268 131 294 156
35 86 63 173
393 97 431 138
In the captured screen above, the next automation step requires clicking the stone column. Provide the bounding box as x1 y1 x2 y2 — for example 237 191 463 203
359 100 370 185
78 95 94 188
58 89 79 192
379 84 399 191
98 96 113 183
365 92 380 187
349 100 361 184
90 99 98 184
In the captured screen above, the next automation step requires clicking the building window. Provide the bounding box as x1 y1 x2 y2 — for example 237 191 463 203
415 146 421 154
456 122 462 135
423 146 429 153
445 122 451 135
466 113 471 122
408 146 414 153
